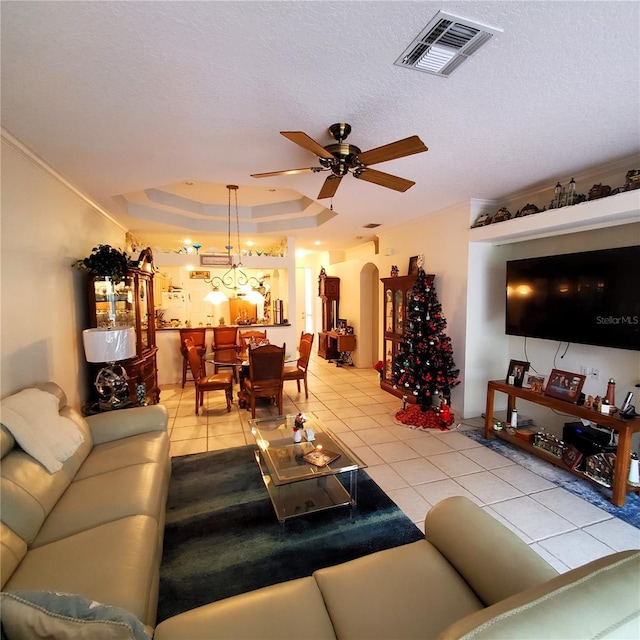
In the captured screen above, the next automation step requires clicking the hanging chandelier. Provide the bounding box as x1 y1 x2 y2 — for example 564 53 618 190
203 185 265 304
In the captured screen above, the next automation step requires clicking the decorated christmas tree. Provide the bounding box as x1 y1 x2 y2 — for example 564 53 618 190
393 266 460 427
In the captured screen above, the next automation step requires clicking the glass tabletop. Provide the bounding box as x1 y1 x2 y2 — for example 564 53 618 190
205 351 298 366
249 413 366 486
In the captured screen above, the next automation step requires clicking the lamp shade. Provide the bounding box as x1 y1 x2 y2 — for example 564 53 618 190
82 327 136 363
204 289 229 304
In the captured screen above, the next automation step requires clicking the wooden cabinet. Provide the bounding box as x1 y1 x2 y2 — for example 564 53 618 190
380 274 434 401
318 275 340 359
86 249 159 405
484 380 640 506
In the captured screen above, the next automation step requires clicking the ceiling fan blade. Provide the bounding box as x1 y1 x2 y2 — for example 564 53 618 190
354 168 415 192
281 131 334 159
318 175 342 199
251 167 318 178
357 135 428 166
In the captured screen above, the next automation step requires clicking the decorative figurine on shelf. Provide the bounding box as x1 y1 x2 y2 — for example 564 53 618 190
515 203 540 218
390 265 399 277
293 413 306 443
624 169 640 191
548 178 587 209
588 183 611 201
492 207 511 223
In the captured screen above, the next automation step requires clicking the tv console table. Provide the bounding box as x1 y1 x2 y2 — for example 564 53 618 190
484 380 640 507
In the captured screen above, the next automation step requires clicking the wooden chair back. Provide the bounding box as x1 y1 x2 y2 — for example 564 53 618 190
180 329 207 388
245 343 285 418
186 338 233 414
185 338 204 382
180 328 206 356
212 326 238 350
239 329 268 358
296 333 314 371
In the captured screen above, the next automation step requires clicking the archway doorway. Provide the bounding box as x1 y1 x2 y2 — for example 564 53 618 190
358 262 379 368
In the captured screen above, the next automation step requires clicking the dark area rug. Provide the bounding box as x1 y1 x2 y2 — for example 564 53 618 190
157 446 423 622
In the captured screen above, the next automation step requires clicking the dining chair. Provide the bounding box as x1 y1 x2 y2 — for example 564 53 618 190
211 326 239 381
283 332 314 398
179 328 207 388
243 343 285 418
239 329 268 359
185 338 233 414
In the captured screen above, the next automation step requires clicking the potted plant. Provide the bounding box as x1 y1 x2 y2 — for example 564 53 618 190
73 244 130 284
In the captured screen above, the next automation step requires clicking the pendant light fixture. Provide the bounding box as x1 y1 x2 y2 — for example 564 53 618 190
203 185 266 303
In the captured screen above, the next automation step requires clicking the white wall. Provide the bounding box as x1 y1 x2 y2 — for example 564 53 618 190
501 222 640 437
1 133 126 406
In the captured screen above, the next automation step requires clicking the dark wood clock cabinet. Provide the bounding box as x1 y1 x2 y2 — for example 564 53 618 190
318 275 340 359
380 273 434 402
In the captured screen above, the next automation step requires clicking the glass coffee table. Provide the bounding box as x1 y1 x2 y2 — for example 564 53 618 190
249 413 367 530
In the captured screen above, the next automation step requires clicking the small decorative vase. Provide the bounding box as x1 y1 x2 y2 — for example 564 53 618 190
136 382 147 406
293 429 302 443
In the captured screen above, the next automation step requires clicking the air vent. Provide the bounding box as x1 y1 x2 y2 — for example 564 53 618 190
395 11 502 77
363 223 381 229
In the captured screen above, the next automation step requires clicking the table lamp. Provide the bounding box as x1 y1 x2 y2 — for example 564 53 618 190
82 327 136 409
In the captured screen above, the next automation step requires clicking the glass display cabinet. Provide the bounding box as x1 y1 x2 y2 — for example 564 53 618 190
86 249 159 405
380 273 434 401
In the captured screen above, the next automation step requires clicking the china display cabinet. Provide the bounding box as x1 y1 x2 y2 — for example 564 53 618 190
318 275 340 359
86 249 159 405
380 273 434 401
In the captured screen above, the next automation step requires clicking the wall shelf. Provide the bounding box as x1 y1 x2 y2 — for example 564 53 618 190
469 189 640 246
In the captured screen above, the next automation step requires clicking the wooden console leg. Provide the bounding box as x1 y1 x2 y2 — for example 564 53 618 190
484 385 495 438
612 427 632 507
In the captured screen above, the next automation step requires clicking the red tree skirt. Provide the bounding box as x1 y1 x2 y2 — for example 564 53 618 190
395 405 454 431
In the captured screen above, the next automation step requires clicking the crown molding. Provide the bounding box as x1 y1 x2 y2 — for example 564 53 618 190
1 127 127 232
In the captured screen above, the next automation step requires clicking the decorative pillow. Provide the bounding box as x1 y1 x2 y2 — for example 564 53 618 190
0 388 84 473
0 591 151 640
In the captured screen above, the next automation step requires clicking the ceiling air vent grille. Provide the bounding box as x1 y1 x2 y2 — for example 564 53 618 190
395 11 502 77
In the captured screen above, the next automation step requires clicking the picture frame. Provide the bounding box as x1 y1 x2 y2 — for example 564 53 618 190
337 318 347 330
545 369 586 403
408 256 419 276
200 253 232 266
523 373 546 393
506 359 530 387
189 270 210 279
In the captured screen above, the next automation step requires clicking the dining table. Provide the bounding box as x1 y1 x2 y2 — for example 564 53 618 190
204 349 298 409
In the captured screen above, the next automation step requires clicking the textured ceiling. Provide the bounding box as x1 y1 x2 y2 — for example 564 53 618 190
1 1 639 254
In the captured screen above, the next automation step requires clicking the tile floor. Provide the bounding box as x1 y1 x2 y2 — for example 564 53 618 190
161 353 640 574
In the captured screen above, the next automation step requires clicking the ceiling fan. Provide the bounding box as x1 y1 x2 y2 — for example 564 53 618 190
250 123 428 199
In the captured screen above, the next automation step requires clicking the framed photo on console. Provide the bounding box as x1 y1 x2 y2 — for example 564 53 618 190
523 374 546 393
506 360 529 387
408 256 420 276
545 369 586 403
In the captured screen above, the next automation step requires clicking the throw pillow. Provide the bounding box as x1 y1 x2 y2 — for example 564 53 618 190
0 388 84 473
0 591 151 640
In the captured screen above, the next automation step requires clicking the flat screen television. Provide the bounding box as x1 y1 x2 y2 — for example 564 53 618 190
505 245 639 351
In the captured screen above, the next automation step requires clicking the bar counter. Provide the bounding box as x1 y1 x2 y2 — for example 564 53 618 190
156 324 295 386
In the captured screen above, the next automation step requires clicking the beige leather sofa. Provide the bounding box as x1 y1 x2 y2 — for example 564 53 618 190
155 496 639 640
1 382 170 637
